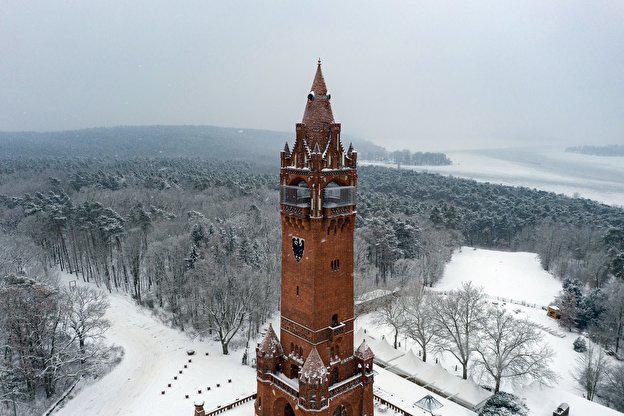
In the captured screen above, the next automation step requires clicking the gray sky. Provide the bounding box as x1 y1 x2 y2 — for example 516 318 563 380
1 1 623 151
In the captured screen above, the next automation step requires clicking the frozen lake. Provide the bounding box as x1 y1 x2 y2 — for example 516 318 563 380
363 147 624 207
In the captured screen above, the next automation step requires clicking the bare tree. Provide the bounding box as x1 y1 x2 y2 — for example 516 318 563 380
574 343 610 401
475 307 555 392
604 278 624 354
402 286 436 362
431 282 486 379
198 261 255 355
373 293 406 349
62 285 110 355
605 363 624 412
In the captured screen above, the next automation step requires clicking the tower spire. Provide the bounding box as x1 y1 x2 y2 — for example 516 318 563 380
302 60 334 142
310 59 327 96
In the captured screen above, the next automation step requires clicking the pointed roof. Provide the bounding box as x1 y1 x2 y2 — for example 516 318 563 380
313 142 321 154
299 347 328 384
310 59 328 95
302 60 334 142
283 142 291 157
258 324 282 358
414 395 443 412
355 339 374 361
347 142 354 155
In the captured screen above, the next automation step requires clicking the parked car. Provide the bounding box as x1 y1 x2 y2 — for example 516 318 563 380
553 402 569 416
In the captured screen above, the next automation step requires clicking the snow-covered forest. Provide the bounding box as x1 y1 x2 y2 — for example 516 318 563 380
0 135 623 414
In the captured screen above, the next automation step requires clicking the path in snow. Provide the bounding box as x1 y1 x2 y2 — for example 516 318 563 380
54 272 256 416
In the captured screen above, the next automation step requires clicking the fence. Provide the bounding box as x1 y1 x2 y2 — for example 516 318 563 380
373 392 414 416
430 289 546 310
430 289 565 338
204 393 257 416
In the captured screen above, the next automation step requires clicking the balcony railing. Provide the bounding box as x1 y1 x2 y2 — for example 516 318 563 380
329 322 345 340
323 186 355 208
281 185 311 207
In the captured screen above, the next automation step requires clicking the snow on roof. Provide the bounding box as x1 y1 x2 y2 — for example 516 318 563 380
258 324 282 358
374 364 476 416
300 347 328 384
367 338 404 365
354 340 374 361
391 349 421 370
386 349 491 409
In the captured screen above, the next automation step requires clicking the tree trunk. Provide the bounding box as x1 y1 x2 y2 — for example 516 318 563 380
393 328 398 349
462 363 468 380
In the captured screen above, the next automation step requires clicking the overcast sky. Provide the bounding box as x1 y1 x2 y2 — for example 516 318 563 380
1 1 623 150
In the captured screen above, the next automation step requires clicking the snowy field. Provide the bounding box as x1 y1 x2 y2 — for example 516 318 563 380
355 246 623 415
432 247 621 415
54 272 256 416
56 245 623 416
435 247 562 307
362 147 624 206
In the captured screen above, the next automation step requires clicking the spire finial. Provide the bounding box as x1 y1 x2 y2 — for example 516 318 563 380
317 57 321 66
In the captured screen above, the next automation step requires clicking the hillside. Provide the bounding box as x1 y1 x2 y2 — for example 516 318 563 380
0 125 384 166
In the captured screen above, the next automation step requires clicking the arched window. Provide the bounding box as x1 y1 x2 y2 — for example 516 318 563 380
332 368 339 384
331 314 339 327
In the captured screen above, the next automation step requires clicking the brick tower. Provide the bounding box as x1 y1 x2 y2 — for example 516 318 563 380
255 61 374 416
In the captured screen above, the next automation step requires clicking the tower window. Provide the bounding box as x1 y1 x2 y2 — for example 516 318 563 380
296 285 300 296
331 314 339 327
330 259 340 271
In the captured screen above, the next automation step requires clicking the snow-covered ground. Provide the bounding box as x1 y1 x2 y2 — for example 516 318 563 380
362 147 624 206
357 246 623 415
54 272 256 416
435 247 561 307
56 245 623 416
432 247 620 415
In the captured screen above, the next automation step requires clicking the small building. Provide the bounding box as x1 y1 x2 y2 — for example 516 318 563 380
553 402 569 416
547 305 560 319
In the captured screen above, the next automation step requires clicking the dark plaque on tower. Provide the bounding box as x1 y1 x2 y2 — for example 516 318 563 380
292 237 304 262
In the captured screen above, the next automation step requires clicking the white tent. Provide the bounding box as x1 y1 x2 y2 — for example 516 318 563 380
451 378 492 409
379 348 492 411
367 338 404 365
390 350 424 376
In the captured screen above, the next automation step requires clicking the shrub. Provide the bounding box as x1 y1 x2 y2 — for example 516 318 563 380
573 336 587 353
479 392 529 416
